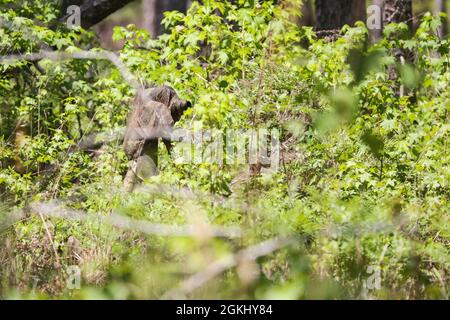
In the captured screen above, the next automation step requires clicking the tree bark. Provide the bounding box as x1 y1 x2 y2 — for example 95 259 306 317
142 0 188 38
370 0 385 42
352 0 367 23
59 0 135 29
435 0 448 38
315 0 366 31
299 0 314 26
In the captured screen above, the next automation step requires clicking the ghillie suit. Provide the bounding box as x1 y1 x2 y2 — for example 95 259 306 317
123 86 191 191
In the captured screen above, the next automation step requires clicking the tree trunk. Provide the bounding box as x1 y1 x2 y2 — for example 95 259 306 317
435 0 448 38
370 0 385 42
299 0 314 26
352 0 367 23
142 0 188 38
315 0 366 31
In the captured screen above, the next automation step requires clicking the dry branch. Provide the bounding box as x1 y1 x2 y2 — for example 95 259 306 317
163 236 295 299
0 50 141 91
59 0 136 29
0 201 242 239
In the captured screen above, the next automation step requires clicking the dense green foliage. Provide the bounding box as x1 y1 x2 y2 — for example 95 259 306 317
0 0 448 299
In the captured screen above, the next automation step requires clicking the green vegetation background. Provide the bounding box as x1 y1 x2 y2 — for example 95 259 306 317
0 0 448 299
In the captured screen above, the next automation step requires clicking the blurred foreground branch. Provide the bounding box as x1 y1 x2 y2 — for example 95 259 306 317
163 237 295 299
0 50 141 90
0 201 242 239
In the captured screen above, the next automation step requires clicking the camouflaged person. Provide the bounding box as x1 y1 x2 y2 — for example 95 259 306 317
123 85 191 191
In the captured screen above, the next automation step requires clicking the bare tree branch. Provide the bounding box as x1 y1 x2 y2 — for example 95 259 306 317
0 50 141 90
163 237 295 299
0 201 242 239
60 0 136 29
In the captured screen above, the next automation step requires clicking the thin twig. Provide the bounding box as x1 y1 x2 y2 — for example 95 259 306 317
36 209 61 267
